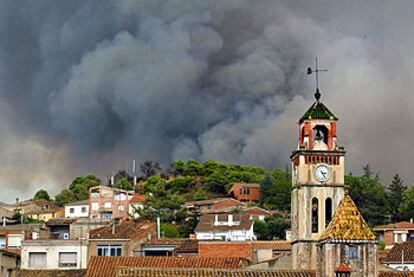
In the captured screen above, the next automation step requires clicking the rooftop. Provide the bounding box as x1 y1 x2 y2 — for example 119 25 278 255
319 195 376 242
195 212 253 233
129 193 145 204
89 219 155 240
374 221 414 231
299 98 337 124
86 256 247 277
20 269 86 277
63 199 89 206
253 241 292 251
143 238 198 252
383 240 414 263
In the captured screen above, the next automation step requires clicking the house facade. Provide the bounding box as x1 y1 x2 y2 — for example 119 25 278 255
88 219 155 260
228 183 260 202
185 198 246 215
64 200 89 218
21 239 88 269
382 240 414 271
194 212 256 241
0 249 20 277
374 221 414 249
89 186 134 220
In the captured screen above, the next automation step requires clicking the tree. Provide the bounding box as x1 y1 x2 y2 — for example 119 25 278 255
183 160 204 176
161 223 180 238
259 169 291 211
362 164 373 178
33 189 51 201
253 218 270 239
166 176 192 193
140 161 161 179
54 189 76 206
205 171 228 194
387 174 407 221
114 177 133 190
143 176 166 197
399 187 414 220
170 160 185 176
194 187 207 201
265 214 290 239
346 169 389 226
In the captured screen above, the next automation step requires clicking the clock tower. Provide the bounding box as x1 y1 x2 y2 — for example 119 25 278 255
291 89 346 270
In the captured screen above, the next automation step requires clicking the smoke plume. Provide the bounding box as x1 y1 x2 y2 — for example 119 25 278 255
0 1 413 201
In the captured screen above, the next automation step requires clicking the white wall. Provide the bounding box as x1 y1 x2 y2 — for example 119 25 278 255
21 241 89 269
195 228 256 241
64 205 89 218
386 263 414 271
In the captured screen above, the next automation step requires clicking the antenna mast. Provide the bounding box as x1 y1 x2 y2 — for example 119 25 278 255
307 57 328 101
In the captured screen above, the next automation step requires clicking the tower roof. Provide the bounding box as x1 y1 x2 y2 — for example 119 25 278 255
299 100 338 123
319 195 376 241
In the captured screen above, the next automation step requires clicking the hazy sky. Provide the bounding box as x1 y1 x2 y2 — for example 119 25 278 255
0 0 413 202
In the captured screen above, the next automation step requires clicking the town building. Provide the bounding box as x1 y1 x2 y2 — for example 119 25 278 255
382 240 414 271
21 239 88 270
194 212 256 241
3 199 58 217
89 186 134 220
185 198 246 215
0 224 47 252
46 218 77 240
64 200 89 218
25 207 64 222
374 221 414 249
0 249 20 277
317 194 378 277
88 219 155 260
243 207 271 221
140 238 198 257
128 193 145 216
69 218 109 239
228 183 261 202
290 89 346 271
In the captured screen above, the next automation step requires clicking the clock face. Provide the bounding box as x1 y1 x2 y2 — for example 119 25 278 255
315 164 330 182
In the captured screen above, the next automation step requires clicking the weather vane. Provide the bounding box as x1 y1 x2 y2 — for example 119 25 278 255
307 57 327 101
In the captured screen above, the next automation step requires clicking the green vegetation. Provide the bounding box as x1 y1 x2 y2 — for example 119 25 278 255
160 223 180 238
253 214 290 240
33 189 51 201
54 175 101 206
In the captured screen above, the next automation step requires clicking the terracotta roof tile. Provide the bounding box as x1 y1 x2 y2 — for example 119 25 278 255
253 241 292 251
89 219 155 240
46 218 78 226
374 221 414 231
319 195 376 241
129 194 145 204
86 256 247 277
334 264 353 273
1 248 21 256
383 240 414 263
116 268 316 277
195 212 253 233
378 272 414 277
143 238 198 252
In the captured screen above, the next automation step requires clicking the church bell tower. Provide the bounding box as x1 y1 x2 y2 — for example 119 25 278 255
291 88 346 270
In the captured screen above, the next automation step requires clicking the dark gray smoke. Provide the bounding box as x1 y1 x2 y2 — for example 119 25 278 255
0 1 413 201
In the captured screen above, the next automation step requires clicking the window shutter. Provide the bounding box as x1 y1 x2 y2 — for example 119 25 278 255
29 253 46 268
59 252 77 266
7 235 22 248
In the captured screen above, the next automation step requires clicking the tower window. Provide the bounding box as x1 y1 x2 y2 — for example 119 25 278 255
325 197 332 227
312 125 328 144
312 198 319 233
348 246 358 259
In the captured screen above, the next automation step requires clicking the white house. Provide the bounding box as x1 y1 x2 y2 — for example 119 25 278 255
21 239 88 269
64 200 89 218
194 212 256 241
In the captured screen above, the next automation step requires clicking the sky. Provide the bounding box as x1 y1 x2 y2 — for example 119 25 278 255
0 0 413 203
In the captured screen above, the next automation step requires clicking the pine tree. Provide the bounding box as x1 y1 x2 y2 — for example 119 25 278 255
387 174 407 221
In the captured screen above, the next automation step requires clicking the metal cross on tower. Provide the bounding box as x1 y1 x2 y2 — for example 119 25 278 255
307 57 328 101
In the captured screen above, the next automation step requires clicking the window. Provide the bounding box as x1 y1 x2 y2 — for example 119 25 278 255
102 212 112 220
115 193 126 201
0 236 5 249
59 252 77 268
69 208 75 214
97 245 122 256
349 246 358 259
81 207 87 213
91 202 99 211
118 205 125 211
311 198 319 233
29 252 46 268
240 188 250 195
7 235 22 248
104 202 112 208
325 198 332 227
207 204 213 210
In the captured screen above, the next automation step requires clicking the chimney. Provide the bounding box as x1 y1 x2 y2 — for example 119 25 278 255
228 214 233 226
112 222 116 235
410 218 413 224
15 198 19 204
2 217 6 227
214 214 219 226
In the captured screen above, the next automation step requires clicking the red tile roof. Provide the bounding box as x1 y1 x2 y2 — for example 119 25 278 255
20 269 86 277
378 272 414 277
89 219 155 240
143 238 198 252
129 194 145 204
86 256 247 277
334 264 353 273
253 241 292 251
116 268 316 277
374 221 414 231
383 240 414 263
